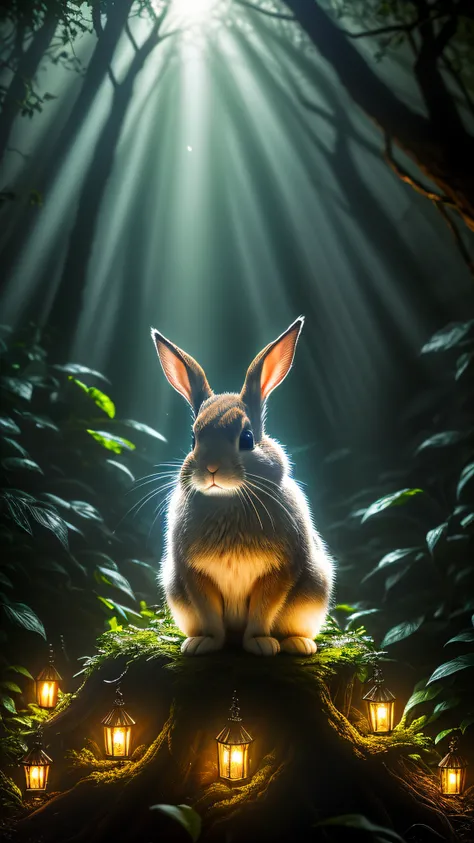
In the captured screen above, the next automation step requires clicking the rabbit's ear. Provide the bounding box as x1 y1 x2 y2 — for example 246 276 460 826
151 329 213 416
241 317 304 436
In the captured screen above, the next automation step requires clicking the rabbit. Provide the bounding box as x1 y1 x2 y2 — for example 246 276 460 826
151 317 334 656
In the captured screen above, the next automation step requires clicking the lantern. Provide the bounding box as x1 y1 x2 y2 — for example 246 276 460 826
36 646 62 709
215 692 254 782
363 666 396 734
101 685 135 759
439 736 468 796
21 732 52 793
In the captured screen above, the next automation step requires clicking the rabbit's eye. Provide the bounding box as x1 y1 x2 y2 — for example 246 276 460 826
191 432 196 450
239 429 254 451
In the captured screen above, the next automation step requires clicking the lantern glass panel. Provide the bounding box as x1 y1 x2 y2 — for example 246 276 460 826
25 764 49 791
36 680 59 709
104 725 132 758
440 766 466 796
368 700 395 733
217 742 249 781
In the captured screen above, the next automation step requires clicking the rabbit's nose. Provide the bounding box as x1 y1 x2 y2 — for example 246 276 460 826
207 464 219 475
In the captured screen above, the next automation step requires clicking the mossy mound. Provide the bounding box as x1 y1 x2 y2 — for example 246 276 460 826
5 625 473 843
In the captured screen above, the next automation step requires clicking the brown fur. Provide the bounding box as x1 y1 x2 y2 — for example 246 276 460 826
151 319 334 656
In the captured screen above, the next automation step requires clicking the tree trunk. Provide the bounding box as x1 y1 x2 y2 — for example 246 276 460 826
9 641 471 843
282 0 474 233
44 24 163 360
0 16 58 165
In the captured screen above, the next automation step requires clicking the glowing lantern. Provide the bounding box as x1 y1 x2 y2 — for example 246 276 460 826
101 685 135 759
215 692 253 782
363 666 396 734
36 659 62 709
21 733 53 792
439 736 468 796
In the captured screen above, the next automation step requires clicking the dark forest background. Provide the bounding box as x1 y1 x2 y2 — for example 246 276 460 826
0 0 474 832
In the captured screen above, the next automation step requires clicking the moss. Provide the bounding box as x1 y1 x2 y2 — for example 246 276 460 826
7 618 472 843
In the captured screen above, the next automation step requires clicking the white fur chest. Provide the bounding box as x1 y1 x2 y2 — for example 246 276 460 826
191 548 281 629
191 548 280 598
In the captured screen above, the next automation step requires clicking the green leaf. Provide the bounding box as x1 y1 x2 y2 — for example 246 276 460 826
457 463 474 502
68 378 115 418
70 500 103 521
120 420 167 442
0 694 16 714
385 565 411 592
86 430 135 454
416 431 465 453
97 595 141 621
2 437 30 458
150 804 201 842
461 716 474 733
427 653 474 684
16 411 59 431
316 814 405 842
53 363 110 383
362 489 424 522
426 523 448 553
421 321 474 353
435 728 455 745
2 601 46 638
30 506 69 549
403 685 442 716
445 630 474 645
362 548 422 582
7 664 34 680
381 616 425 648
95 567 135 601
0 572 13 588
456 351 474 380
2 457 43 474
0 416 21 435
0 376 33 401
432 698 459 717
0 680 22 694
345 608 379 629
106 460 135 483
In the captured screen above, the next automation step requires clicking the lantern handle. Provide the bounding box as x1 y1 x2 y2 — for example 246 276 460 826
103 667 129 687
448 735 459 753
104 667 129 706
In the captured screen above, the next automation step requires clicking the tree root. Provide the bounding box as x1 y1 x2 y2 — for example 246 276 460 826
7 634 473 843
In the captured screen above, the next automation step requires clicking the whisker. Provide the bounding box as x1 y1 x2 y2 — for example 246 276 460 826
123 480 178 521
246 479 298 532
235 487 249 522
247 471 307 490
241 484 263 530
244 482 275 530
130 472 179 492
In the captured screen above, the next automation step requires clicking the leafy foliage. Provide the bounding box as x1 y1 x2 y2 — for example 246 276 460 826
321 319 474 747
0 324 167 721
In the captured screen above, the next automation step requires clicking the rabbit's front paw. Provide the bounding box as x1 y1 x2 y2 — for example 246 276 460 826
181 636 224 656
280 636 317 655
243 636 280 656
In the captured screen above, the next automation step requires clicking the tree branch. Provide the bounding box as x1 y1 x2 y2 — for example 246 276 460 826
383 133 455 208
235 0 296 21
343 21 417 39
91 3 103 37
442 50 474 118
125 20 139 52
436 203 474 279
